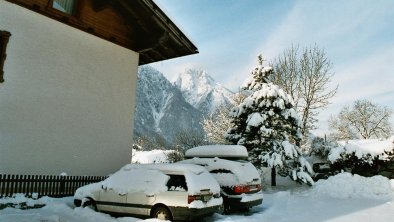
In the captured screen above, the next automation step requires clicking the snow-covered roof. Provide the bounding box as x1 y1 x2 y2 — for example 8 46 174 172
185 145 249 158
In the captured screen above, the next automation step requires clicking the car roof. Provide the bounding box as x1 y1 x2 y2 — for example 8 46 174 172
185 145 249 158
130 163 206 175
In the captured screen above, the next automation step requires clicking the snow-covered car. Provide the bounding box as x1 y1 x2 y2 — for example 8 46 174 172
179 145 263 212
74 163 222 221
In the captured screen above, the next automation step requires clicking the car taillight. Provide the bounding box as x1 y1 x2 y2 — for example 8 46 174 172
233 184 262 194
188 194 213 204
233 185 250 194
188 195 202 204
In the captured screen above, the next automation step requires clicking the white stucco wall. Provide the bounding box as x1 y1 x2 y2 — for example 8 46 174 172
0 1 139 175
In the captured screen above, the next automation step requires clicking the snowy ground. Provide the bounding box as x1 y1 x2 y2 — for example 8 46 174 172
1 173 393 222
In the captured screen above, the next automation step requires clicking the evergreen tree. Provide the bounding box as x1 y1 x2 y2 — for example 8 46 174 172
225 55 314 185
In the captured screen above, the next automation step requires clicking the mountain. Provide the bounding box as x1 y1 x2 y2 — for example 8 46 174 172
174 69 235 115
133 66 204 145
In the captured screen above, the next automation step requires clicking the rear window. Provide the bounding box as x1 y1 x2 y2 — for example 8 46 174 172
166 175 188 191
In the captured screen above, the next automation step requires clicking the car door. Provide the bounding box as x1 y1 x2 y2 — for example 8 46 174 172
125 190 157 216
97 186 127 214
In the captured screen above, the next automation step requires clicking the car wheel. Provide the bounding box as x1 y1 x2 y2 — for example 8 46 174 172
74 199 82 207
81 198 97 211
152 206 172 221
218 202 228 215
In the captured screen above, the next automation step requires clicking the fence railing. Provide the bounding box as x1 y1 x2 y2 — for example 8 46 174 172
0 174 107 198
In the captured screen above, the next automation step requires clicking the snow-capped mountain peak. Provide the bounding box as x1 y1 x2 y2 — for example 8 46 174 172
175 68 235 115
134 66 203 145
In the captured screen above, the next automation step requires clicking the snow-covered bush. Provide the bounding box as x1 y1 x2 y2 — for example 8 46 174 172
310 136 339 160
164 148 185 163
225 55 314 185
327 136 394 178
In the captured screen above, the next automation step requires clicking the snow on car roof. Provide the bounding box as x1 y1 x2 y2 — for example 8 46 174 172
74 163 220 199
185 145 249 158
102 165 169 196
74 165 169 199
136 163 206 175
137 163 221 195
179 157 261 186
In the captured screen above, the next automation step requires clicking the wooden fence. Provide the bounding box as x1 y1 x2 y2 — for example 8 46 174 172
0 174 107 198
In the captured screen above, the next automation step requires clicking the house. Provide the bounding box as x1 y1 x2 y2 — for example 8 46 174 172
0 0 197 176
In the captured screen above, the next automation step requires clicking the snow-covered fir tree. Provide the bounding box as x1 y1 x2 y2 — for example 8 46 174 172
225 55 314 185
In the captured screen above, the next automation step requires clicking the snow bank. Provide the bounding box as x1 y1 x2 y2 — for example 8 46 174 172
312 172 393 199
0 196 168 222
185 145 248 158
0 194 52 206
328 136 394 162
131 149 174 163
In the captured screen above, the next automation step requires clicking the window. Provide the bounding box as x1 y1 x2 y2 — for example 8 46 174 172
0 31 11 83
52 0 76 15
166 175 188 191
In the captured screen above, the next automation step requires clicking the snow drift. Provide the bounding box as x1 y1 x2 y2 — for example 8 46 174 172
311 172 394 199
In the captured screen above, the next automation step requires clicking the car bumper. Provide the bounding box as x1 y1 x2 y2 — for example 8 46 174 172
169 205 220 220
224 192 263 210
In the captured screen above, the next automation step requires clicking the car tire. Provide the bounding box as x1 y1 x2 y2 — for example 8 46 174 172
151 206 173 221
74 199 82 207
218 202 229 215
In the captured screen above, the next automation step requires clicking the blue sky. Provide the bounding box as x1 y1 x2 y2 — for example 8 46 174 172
151 0 394 135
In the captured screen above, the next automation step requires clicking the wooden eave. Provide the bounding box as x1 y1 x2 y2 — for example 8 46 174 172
5 0 198 65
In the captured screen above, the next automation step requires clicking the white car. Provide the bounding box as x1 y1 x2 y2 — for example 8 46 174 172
74 163 222 221
179 145 263 212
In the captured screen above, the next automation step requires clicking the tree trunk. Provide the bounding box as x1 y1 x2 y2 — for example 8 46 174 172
271 167 276 186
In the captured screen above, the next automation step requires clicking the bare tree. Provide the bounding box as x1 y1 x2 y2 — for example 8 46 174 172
202 104 233 144
329 99 393 140
174 129 207 150
271 44 338 135
132 135 167 151
202 92 248 144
